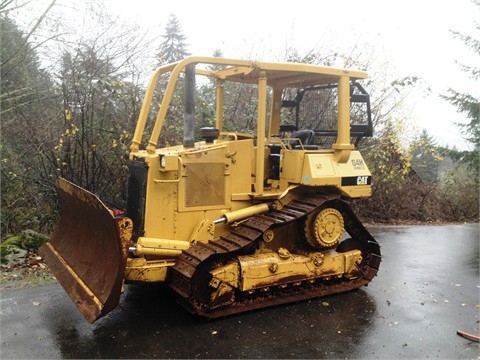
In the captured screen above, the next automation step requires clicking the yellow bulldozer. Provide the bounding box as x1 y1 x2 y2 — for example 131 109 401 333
39 56 381 323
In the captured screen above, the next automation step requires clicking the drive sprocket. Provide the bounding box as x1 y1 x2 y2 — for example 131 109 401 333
304 207 344 249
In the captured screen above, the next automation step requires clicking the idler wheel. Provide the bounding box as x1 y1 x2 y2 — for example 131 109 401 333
336 237 368 268
305 207 344 249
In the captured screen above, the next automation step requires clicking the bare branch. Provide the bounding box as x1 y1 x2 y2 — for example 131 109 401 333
1 0 56 69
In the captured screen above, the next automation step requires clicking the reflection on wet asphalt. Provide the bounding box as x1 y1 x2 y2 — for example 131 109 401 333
46 284 378 359
44 285 377 359
1 224 479 359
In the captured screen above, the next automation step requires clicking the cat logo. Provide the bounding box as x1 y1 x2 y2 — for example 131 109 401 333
341 176 371 186
357 176 369 185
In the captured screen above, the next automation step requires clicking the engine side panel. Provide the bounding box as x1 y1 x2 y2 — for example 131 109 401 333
279 149 371 198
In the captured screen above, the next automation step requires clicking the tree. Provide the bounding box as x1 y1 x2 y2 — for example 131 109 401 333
441 0 480 173
437 159 479 221
410 129 442 183
1 15 60 236
358 119 414 221
155 14 190 66
150 14 192 146
54 44 140 205
1 2 152 237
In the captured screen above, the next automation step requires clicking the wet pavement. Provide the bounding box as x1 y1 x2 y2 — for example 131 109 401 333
1 224 479 359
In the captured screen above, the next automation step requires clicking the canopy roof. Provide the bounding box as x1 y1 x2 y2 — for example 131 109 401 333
169 56 368 88
207 60 367 87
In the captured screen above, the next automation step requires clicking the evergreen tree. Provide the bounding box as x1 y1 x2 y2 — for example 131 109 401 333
410 129 442 183
151 15 191 146
155 14 190 66
441 0 479 173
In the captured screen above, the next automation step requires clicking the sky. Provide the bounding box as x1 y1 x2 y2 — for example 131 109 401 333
21 0 480 150
108 0 479 151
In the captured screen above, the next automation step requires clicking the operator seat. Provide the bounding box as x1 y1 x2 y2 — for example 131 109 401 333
289 129 318 150
291 129 315 146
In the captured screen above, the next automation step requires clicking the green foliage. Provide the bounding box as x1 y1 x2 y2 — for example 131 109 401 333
359 119 416 221
1 15 59 237
1 230 49 264
357 122 476 223
437 160 479 221
55 44 139 205
410 129 443 183
155 14 190 66
441 88 480 174
386 2 480 223
148 14 194 147
1 10 143 237
441 2 479 173
1 6 478 241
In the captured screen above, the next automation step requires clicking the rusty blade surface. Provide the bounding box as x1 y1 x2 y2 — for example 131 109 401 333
39 178 131 323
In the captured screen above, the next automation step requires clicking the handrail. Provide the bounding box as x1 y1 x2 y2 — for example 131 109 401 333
154 157 183 184
184 143 227 155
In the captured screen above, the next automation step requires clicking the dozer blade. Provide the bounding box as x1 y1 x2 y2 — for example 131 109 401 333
39 178 132 323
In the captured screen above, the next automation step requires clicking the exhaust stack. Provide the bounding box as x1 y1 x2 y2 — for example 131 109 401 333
183 63 196 148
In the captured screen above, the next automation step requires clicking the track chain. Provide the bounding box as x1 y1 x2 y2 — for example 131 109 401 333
169 194 381 317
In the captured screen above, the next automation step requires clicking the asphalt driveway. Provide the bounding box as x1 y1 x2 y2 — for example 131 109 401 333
1 224 478 359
